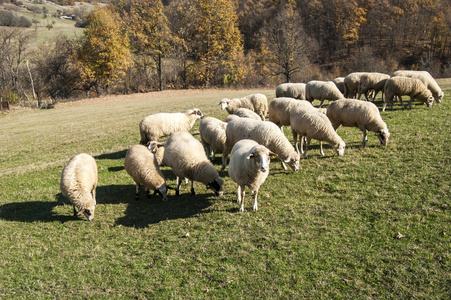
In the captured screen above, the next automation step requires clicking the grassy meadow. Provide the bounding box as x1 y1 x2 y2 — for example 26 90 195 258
0 83 450 298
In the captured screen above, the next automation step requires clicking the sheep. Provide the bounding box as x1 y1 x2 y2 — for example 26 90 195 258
224 114 240 123
60 153 98 221
139 108 203 145
305 80 344 107
332 77 345 94
268 97 314 132
290 106 346 158
275 83 306 100
221 117 300 172
228 139 277 212
382 77 434 111
391 70 444 103
326 99 390 147
163 131 224 196
231 107 262 120
199 116 227 161
343 72 367 98
124 144 169 201
219 93 268 120
357 72 390 101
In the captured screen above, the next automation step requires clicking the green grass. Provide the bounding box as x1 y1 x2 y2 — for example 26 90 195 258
0 86 450 298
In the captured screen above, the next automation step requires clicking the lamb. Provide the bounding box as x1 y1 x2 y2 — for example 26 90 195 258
290 106 346 158
163 131 224 196
221 118 300 172
139 108 203 145
60 153 98 221
343 72 367 98
228 139 277 212
219 93 268 120
382 77 434 111
199 116 227 161
124 144 169 201
391 70 444 103
333 77 345 94
305 80 344 107
326 99 390 147
275 83 306 99
357 72 390 101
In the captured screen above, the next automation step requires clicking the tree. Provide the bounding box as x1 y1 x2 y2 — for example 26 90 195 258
76 5 133 95
259 3 317 82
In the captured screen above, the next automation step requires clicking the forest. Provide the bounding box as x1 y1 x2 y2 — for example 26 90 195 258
0 0 450 103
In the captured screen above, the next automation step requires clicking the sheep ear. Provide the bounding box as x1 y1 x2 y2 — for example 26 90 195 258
284 157 291 163
246 153 254 160
269 152 278 158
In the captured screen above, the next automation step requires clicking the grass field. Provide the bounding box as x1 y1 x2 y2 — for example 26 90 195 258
0 83 450 298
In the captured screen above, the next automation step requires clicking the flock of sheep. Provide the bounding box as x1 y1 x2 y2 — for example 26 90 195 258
60 70 444 220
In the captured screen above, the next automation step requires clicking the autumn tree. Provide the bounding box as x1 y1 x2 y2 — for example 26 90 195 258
259 3 318 82
76 5 132 95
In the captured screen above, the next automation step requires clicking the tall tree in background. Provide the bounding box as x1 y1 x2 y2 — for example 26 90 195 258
76 5 132 95
259 3 317 82
189 0 244 86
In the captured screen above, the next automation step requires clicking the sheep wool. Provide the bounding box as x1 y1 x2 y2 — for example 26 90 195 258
199 117 228 161
228 139 277 212
383 77 434 111
305 80 344 107
332 77 345 94
124 144 168 201
139 108 203 145
232 108 262 120
392 70 444 103
163 131 224 196
60 153 98 221
358 72 390 101
222 117 300 172
269 97 313 131
219 93 268 120
343 72 367 98
290 106 346 158
326 99 390 147
275 83 307 100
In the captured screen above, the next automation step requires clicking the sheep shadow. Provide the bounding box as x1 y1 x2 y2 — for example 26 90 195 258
95 149 127 160
0 195 74 223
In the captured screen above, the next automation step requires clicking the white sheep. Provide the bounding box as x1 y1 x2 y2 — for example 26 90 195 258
124 144 169 201
332 77 345 94
199 116 227 161
391 70 444 103
231 107 262 120
383 77 434 111
221 117 300 172
163 131 224 196
305 80 344 107
139 108 203 145
357 72 390 101
219 93 268 120
223 114 240 123
228 139 277 212
326 99 390 147
290 106 346 158
60 153 98 221
268 97 313 132
275 83 306 99
343 72 367 98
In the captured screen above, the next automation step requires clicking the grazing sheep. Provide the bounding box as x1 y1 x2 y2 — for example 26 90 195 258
228 139 277 212
268 97 314 132
199 117 227 161
275 83 306 99
124 144 169 201
326 99 390 147
139 108 203 145
163 131 224 196
224 114 240 123
333 77 345 94
290 106 346 158
343 72 367 98
221 118 300 172
60 153 98 221
305 80 344 107
358 72 390 101
391 70 444 103
219 93 268 120
383 77 434 111
231 107 262 120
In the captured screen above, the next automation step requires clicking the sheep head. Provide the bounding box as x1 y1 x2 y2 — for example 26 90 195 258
246 145 277 173
377 129 390 146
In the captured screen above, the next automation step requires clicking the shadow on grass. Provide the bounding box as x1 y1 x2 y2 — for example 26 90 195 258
95 149 127 160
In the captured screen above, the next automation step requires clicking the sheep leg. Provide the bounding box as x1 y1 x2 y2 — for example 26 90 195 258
73 205 77 217
300 137 306 155
176 177 182 196
292 129 299 155
408 97 414 109
320 141 324 156
237 185 242 204
361 129 368 147
252 189 259 211
319 99 325 108
135 183 140 200
221 151 229 171
191 181 195 196
304 138 311 159
239 186 246 212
